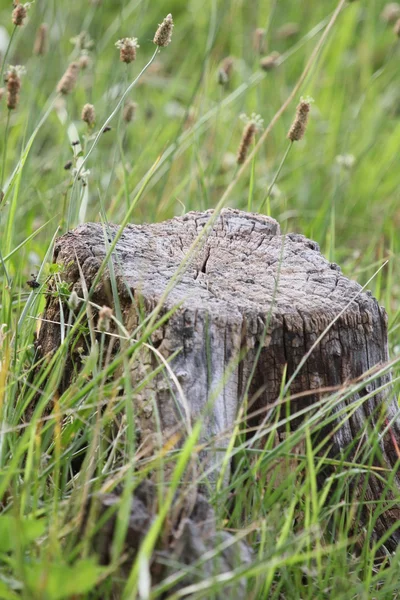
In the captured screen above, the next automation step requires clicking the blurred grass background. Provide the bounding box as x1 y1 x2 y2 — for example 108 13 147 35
1 0 399 336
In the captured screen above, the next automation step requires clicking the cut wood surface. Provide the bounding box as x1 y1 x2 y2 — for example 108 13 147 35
37 208 400 552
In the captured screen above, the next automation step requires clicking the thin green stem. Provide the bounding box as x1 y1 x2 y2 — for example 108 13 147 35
0 26 17 87
260 142 292 213
1 111 11 194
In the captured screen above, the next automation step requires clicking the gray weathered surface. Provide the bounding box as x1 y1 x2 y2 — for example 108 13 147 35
84 479 252 599
38 208 400 550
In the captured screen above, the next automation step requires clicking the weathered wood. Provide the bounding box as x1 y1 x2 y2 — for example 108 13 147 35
83 480 252 599
37 209 400 551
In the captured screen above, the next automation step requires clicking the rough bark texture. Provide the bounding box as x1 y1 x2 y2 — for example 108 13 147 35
84 479 252 599
37 208 400 553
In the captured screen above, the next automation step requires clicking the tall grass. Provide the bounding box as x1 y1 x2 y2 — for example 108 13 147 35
0 0 400 598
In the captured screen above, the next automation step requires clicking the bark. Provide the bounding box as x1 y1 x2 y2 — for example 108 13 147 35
37 208 400 553
83 479 252 599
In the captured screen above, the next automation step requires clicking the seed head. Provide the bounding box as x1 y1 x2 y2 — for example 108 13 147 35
12 3 31 27
394 17 400 36
78 52 92 70
253 28 266 54
217 56 234 85
70 31 94 52
236 113 263 165
237 123 256 165
153 13 174 47
5 65 25 110
123 100 137 123
98 306 113 332
57 62 80 95
0 88 4 101
33 23 48 56
81 103 95 126
260 51 280 71
381 3 400 23
68 290 80 311
276 22 300 40
287 99 312 142
336 154 355 170
115 37 139 64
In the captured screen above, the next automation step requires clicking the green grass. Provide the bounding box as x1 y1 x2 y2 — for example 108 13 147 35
1 0 400 598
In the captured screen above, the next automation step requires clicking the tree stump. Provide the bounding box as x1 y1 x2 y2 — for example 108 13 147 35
37 209 400 552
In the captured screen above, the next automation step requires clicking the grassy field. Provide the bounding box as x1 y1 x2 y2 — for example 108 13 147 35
1 0 400 598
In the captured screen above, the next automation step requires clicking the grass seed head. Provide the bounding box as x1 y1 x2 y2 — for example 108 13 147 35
153 13 174 47
81 103 95 126
218 57 234 85
260 51 280 71
287 99 312 142
33 23 48 56
236 113 263 165
70 31 94 52
6 65 25 110
253 28 266 54
123 100 137 123
381 3 400 23
68 291 80 311
98 306 113 332
57 62 80 95
12 3 30 26
115 38 139 63
78 52 92 70
276 22 300 39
